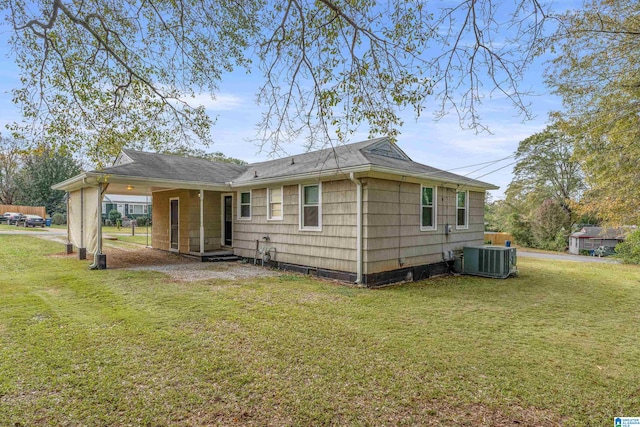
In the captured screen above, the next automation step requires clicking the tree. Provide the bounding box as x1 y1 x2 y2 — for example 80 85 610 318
508 124 583 216
3 0 551 165
615 228 640 264
0 136 23 205
15 146 82 216
503 125 584 249
530 199 570 251
546 0 640 225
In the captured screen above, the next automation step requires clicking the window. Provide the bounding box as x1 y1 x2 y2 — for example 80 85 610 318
129 204 148 215
238 191 251 219
456 190 468 229
300 184 321 230
420 186 436 230
267 187 283 220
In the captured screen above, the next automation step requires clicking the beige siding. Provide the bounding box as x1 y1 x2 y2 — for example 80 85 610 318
363 178 485 275
152 189 223 253
149 176 487 278
233 180 357 272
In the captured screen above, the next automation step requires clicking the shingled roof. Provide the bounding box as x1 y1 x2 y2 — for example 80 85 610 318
89 137 497 189
102 150 247 185
570 227 628 240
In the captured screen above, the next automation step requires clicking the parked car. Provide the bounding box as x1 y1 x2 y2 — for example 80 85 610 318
17 214 46 228
594 245 616 257
3 212 24 225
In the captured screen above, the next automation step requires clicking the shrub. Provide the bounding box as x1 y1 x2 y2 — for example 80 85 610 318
615 229 640 264
51 212 66 225
109 209 122 224
136 217 150 226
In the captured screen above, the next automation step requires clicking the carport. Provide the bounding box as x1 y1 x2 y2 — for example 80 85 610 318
53 150 247 269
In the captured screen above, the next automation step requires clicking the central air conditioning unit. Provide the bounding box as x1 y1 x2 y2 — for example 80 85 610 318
463 246 518 279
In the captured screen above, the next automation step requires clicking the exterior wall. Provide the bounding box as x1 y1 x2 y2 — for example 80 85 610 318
233 180 357 272
362 178 485 276
569 237 580 254
152 189 222 253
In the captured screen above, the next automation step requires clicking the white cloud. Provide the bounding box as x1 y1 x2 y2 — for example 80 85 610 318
186 93 246 111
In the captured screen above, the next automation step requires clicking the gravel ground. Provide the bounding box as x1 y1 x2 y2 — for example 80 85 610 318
105 245 281 282
37 232 281 282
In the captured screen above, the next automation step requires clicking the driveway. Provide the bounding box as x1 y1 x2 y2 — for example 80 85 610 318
518 249 619 264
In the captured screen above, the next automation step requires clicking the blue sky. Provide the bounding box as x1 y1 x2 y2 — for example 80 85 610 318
0 3 578 199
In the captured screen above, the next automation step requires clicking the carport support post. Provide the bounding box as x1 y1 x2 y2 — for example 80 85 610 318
199 189 204 255
65 191 73 254
90 182 107 270
78 188 86 260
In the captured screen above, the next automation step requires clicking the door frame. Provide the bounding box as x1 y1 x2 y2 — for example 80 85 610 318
169 197 179 252
221 193 234 247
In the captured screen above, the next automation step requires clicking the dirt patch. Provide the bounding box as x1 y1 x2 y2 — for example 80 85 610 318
128 262 281 282
104 245 195 268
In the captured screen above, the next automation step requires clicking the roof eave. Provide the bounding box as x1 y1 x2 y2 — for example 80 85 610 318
54 172 232 193
98 173 232 192
51 173 90 191
230 164 498 191
368 165 499 190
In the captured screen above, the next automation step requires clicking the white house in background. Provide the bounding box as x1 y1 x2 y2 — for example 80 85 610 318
102 194 152 219
568 226 628 254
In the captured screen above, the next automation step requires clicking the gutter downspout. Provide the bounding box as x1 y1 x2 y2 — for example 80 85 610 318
349 173 363 284
199 189 205 255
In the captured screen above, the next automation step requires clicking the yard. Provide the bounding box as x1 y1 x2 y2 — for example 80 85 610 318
1 235 639 426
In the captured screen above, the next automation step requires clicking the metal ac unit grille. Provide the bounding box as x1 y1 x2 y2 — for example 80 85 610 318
463 246 517 279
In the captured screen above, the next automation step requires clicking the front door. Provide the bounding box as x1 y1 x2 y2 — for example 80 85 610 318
224 195 233 246
170 198 179 251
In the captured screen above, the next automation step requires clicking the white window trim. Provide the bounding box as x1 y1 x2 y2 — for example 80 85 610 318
237 190 252 220
456 190 469 230
420 185 437 231
299 183 322 231
267 187 284 221
129 204 147 215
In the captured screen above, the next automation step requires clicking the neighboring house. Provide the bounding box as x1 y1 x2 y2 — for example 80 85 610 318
568 227 627 254
102 194 152 220
53 137 498 286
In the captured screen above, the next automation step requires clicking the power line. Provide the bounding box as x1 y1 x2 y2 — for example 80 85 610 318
474 161 518 180
416 154 516 180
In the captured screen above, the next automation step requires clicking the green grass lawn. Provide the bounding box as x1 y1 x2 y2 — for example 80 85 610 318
112 234 152 245
1 235 639 426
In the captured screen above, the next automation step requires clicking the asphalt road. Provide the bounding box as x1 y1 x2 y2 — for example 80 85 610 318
518 250 620 263
0 228 67 235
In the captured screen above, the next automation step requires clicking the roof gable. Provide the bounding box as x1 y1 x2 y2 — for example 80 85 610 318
362 140 411 161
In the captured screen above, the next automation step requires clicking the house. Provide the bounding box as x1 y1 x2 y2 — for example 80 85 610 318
53 137 498 286
102 194 152 221
569 227 626 255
